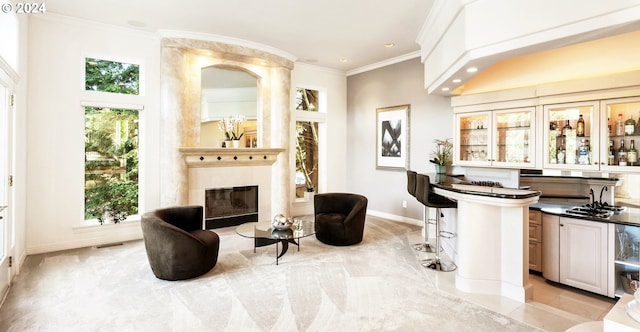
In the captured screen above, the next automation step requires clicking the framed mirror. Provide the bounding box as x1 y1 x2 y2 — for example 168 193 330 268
200 66 258 147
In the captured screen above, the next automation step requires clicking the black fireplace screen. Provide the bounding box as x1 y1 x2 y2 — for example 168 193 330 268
204 185 258 229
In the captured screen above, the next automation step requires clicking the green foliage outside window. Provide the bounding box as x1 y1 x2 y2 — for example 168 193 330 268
85 107 139 223
85 58 139 95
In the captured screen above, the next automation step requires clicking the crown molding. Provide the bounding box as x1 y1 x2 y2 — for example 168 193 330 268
346 51 421 76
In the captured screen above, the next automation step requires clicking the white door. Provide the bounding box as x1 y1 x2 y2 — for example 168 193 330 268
0 83 12 300
559 217 608 295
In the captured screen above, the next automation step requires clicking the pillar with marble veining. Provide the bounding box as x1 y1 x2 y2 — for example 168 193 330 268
269 66 291 216
159 46 201 206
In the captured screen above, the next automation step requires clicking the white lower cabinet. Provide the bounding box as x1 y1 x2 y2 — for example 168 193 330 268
542 214 613 297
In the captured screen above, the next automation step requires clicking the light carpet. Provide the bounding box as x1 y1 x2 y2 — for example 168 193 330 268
0 216 541 331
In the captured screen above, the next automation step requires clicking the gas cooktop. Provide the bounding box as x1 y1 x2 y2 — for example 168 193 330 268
565 204 626 219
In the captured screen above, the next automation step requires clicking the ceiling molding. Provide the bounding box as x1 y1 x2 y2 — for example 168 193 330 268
346 51 421 77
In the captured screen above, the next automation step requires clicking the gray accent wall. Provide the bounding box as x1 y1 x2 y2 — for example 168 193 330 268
346 58 453 221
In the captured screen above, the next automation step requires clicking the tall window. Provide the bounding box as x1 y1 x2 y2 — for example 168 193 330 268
84 108 139 223
295 88 322 199
84 57 141 223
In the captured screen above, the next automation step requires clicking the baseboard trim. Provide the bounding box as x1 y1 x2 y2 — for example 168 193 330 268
367 210 422 226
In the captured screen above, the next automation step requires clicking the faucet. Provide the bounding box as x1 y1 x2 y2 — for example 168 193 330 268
599 186 608 206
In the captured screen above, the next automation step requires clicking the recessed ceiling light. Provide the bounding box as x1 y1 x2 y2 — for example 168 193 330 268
441 87 450 91
384 43 395 48
466 67 478 73
340 58 348 63
452 79 462 83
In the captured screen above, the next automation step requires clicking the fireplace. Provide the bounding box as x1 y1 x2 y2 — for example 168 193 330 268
205 185 258 229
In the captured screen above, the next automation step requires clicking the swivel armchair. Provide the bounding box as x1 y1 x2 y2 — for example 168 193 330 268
141 205 220 280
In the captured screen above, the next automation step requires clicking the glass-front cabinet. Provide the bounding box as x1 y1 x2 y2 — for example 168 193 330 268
455 107 535 168
600 97 640 172
543 101 599 170
543 97 640 172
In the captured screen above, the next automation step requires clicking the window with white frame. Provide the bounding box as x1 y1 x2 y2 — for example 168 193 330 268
294 87 325 200
83 57 141 223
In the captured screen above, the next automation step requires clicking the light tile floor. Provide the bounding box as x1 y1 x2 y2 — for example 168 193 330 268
411 232 618 332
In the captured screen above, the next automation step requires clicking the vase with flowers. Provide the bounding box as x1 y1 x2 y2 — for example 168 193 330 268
218 115 245 148
429 138 453 174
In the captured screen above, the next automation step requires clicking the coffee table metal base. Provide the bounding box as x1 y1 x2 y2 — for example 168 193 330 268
254 238 299 265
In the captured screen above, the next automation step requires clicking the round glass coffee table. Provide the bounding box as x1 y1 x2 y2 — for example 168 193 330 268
236 219 315 265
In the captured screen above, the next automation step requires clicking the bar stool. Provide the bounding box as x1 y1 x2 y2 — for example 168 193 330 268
407 170 435 253
416 174 457 272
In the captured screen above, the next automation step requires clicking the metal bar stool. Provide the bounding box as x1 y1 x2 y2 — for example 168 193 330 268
416 174 457 272
407 170 435 253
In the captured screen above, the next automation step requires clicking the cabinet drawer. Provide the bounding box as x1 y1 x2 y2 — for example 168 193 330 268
529 242 542 272
529 210 542 225
529 222 542 242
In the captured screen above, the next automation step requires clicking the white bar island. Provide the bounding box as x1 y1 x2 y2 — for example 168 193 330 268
429 175 541 303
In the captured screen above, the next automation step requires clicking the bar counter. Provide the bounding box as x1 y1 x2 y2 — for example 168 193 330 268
420 173 541 303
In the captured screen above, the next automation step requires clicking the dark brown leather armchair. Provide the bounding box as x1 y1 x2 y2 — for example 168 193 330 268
314 193 368 246
141 205 220 280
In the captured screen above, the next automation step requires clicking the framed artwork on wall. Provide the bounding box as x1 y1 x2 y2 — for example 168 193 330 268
376 104 410 170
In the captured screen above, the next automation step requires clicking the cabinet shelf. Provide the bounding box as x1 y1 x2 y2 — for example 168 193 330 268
497 126 531 130
615 259 640 268
460 127 488 131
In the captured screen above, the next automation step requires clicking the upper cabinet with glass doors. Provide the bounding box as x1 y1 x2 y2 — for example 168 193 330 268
455 107 536 168
543 97 640 173
600 97 640 172
543 101 600 171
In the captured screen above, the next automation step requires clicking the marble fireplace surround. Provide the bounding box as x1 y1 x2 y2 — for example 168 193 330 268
160 37 295 218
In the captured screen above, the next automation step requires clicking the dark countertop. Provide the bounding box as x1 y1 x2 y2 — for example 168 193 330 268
422 173 541 200
531 202 640 226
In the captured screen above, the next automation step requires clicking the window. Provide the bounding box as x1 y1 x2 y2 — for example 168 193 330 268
294 88 323 199
83 56 142 223
85 58 140 95
84 107 139 223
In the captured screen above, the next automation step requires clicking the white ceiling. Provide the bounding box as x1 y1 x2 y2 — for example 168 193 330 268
45 0 435 72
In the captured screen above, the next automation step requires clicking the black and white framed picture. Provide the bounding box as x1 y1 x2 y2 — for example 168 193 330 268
376 104 409 170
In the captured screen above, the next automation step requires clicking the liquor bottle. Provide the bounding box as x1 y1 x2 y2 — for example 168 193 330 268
616 113 625 136
618 140 628 166
626 115 636 136
629 139 638 166
562 120 571 137
608 117 612 136
557 139 566 164
608 140 616 165
576 114 585 137
577 139 589 165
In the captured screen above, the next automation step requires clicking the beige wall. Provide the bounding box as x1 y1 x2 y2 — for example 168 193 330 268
347 58 453 221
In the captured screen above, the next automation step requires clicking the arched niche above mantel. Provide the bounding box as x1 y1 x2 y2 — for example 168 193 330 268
159 37 294 211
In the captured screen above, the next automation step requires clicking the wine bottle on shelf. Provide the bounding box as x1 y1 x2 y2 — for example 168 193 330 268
616 113 625 136
629 139 638 166
608 140 616 165
576 114 585 137
557 139 566 164
626 115 636 136
617 140 628 166
562 120 571 137
608 117 612 136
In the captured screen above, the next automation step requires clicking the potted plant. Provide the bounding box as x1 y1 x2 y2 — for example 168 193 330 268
429 138 453 173
218 115 245 148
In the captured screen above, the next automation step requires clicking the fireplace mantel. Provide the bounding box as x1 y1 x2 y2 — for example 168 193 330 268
179 147 285 167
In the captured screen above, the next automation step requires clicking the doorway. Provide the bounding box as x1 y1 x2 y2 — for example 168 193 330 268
0 76 13 302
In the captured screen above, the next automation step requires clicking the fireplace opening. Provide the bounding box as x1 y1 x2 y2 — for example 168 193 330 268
205 185 258 229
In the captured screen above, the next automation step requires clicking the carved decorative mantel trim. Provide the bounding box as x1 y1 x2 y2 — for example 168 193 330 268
179 147 285 167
